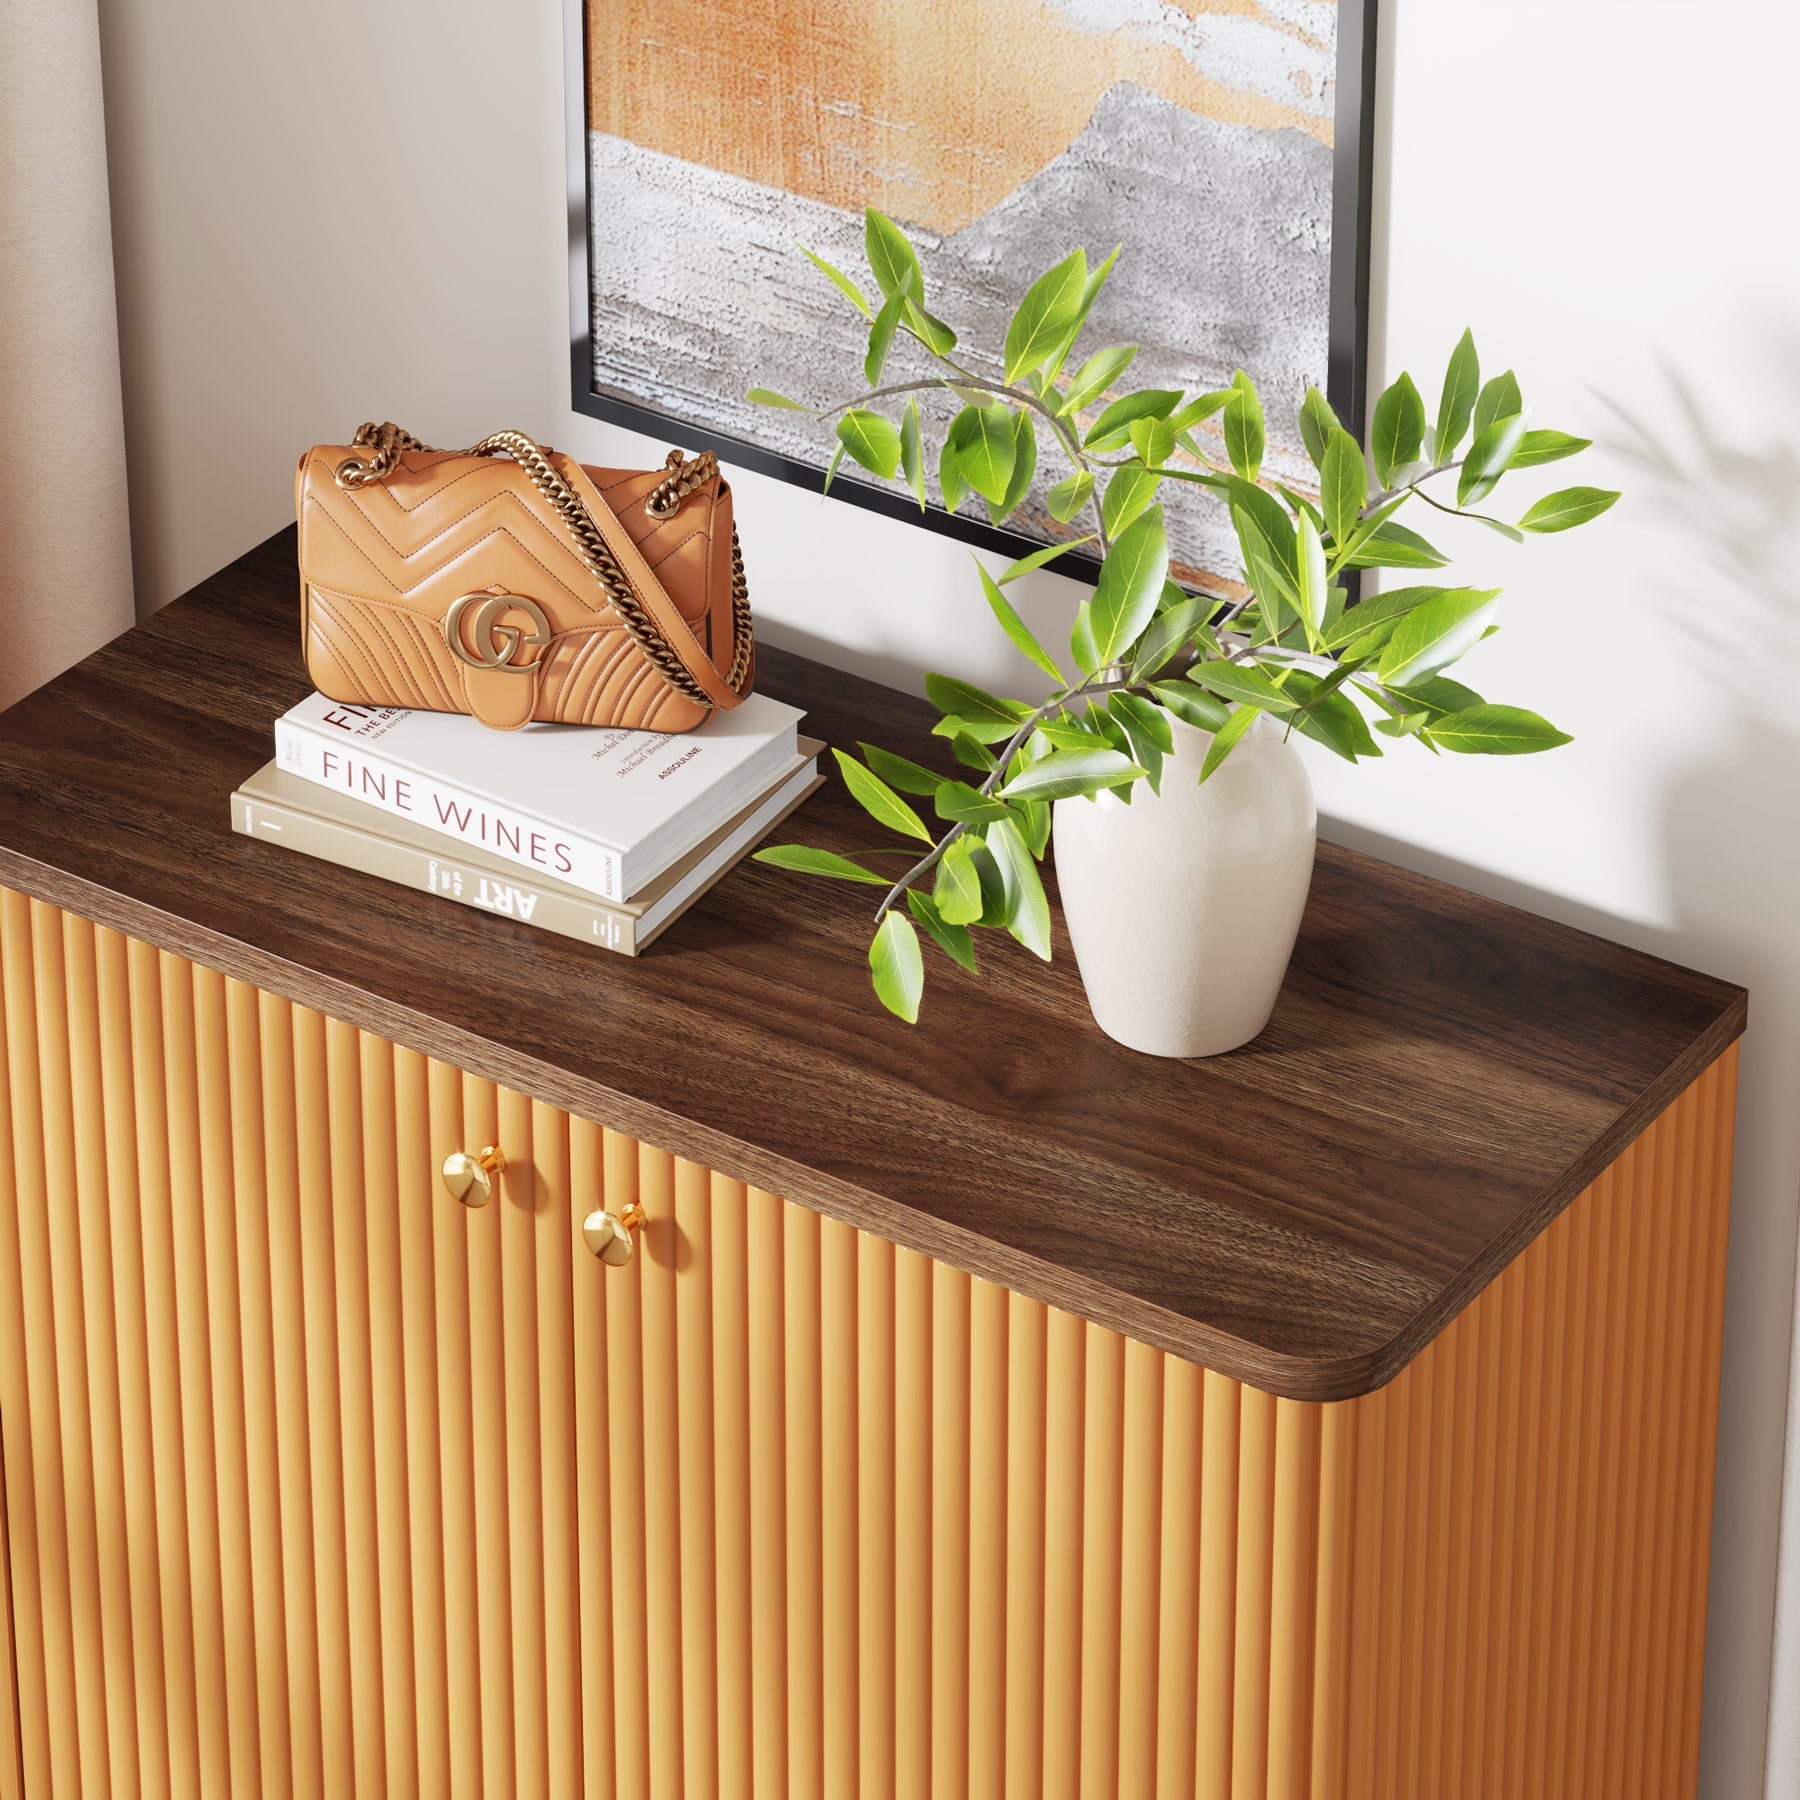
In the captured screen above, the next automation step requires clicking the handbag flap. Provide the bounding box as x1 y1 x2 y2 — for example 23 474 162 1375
296 442 730 732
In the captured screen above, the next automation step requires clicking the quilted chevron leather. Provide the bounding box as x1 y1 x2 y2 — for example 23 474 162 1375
295 442 748 732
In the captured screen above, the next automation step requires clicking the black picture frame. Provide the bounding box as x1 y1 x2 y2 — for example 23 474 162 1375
565 0 1379 590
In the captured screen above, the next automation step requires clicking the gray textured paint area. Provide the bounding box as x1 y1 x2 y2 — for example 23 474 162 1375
589 83 1331 584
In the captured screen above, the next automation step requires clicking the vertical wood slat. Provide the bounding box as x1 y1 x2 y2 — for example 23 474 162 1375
0 1446 19 1800
0 891 1742 1798
0 891 50 1800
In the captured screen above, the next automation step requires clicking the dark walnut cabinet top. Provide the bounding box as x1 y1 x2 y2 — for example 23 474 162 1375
0 530 1745 1400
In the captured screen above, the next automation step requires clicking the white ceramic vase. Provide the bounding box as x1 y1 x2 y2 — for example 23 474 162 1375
1052 711 1317 1058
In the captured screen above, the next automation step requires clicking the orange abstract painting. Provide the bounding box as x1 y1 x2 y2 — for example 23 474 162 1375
579 0 1363 584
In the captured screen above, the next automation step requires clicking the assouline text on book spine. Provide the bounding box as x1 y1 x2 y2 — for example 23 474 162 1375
274 714 624 898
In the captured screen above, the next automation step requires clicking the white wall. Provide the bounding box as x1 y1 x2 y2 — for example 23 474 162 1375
0 0 134 709
97 2 1800 1792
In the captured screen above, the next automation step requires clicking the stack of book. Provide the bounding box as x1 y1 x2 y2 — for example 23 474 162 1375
230 692 821 954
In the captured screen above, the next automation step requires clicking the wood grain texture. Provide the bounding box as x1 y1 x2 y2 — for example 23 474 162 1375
0 530 1745 1399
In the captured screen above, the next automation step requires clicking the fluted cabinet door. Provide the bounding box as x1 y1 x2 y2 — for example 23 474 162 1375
0 892 583 1799
0 888 1740 1799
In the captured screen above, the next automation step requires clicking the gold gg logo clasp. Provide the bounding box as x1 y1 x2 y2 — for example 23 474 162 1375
444 588 553 673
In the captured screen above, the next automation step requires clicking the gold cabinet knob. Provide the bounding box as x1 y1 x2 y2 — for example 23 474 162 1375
582 1201 647 1266
442 1144 505 1207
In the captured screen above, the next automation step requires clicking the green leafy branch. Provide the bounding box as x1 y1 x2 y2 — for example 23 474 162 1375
751 213 1621 1022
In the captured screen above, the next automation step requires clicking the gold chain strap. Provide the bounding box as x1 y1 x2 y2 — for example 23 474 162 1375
335 423 752 705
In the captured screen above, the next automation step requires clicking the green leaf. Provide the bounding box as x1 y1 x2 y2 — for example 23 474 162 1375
799 244 872 318
822 442 845 496
1017 795 1051 858
1088 505 1171 665
1084 697 1133 762
948 731 998 772
1274 482 1326 533
1288 684 1379 762
1069 600 1099 677
933 708 1016 749
1084 389 1181 452
1377 588 1501 687
1150 680 1231 732
1344 521 1450 569
864 208 922 303
869 911 924 1022
1319 584 1451 652
1223 374 1265 481
858 742 943 796
963 836 1010 927
1223 475 1300 581
836 409 903 479
1044 244 1118 377
1000 536 1094 584
1298 386 1340 469
900 397 925 509
1192 659 1298 715
1003 249 1089 385
1232 509 1300 630
865 290 904 386
1370 371 1426 488
1294 511 1327 641
1102 463 1163 538
932 838 985 926
832 747 933 842
1373 710 1431 739
924 673 1030 741
975 559 1063 683
1425 704 1573 754
748 387 811 411
1321 430 1368 547
904 299 957 355
1518 487 1621 533
999 745 1143 802
1472 370 1522 442
991 410 1037 523
1046 469 1096 524
933 780 1014 824
1433 329 1480 461
1199 702 1259 783
1131 591 1214 679
1111 689 1174 755
1511 429 1591 468
938 434 968 512
946 404 1016 505
906 889 976 971
1108 690 1172 794
1059 345 1138 417
1458 412 1528 507
987 817 1052 960
1127 415 1177 469
1389 673 1485 716
1032 717 1112 754
1168 389 1231 433
752 843 887 886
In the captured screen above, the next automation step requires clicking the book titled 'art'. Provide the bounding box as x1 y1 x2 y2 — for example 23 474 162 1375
272 690 803 900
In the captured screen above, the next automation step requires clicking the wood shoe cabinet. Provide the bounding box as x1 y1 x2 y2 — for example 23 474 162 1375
0 535 1747 1797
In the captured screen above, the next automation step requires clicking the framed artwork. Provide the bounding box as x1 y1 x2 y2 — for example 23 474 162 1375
565 1 1378 590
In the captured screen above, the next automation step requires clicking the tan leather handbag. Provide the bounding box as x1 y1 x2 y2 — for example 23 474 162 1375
295 422 753 732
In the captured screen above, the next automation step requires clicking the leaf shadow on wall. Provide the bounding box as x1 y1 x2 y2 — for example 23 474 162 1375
1596 354 1800 1795
1335 354 1800 1797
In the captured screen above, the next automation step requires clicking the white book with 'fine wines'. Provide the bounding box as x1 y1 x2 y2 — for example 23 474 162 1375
272 690 804 901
